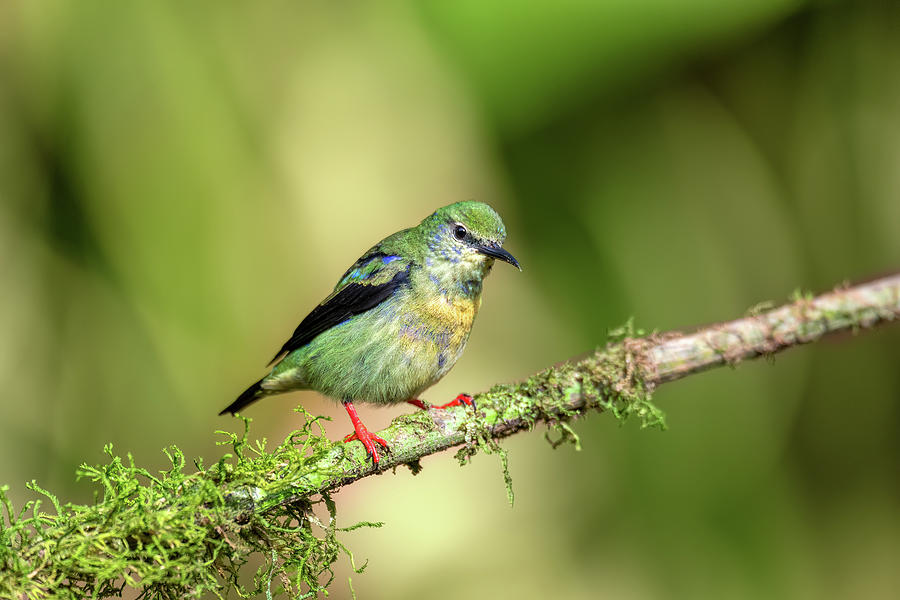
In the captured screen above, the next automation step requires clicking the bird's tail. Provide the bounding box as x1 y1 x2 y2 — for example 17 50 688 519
219 378 267 416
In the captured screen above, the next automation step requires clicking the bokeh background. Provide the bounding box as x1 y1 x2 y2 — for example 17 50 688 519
1 1 898 598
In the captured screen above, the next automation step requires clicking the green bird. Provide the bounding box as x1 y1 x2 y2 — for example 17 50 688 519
220 201 520 464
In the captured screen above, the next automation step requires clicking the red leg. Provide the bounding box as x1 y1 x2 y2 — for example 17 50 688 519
408 394 476 411
341 400 389 465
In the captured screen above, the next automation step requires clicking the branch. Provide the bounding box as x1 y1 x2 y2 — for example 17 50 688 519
2 275 898 599
240 274 900 512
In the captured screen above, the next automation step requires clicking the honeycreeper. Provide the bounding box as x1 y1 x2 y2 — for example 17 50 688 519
220 201 520 464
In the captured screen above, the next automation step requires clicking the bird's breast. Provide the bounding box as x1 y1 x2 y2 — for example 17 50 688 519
417 294 478 331
394 292 479 382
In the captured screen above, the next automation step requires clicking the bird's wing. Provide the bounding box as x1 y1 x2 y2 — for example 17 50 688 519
267 251 411 365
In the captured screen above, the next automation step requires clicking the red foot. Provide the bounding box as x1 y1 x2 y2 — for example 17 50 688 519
342 400 389 465
436 393 476 410
407 394 476 411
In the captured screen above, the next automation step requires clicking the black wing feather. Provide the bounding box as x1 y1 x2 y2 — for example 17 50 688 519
267 265 410 365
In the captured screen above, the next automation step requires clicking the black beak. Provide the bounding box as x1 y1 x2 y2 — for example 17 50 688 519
476 243 521 270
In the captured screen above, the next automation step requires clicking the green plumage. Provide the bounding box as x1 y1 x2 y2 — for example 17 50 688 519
220 201 519 462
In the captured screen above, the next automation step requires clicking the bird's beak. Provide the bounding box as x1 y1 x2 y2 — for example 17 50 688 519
476 243 521 270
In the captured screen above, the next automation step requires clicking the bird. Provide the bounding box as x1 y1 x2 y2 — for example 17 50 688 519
220 201 520 465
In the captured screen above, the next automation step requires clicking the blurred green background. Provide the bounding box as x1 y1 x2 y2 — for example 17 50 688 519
1 1 898 598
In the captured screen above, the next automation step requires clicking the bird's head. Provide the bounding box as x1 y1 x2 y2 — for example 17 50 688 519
416 201 520 284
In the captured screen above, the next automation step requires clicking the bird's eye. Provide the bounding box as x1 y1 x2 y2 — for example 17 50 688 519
453 224 467 240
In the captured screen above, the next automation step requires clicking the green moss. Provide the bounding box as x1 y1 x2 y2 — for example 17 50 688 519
0 409 380 599
451 318 666 506
790 288 814 302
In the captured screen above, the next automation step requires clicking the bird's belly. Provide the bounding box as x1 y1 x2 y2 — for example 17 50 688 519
283 295 476 404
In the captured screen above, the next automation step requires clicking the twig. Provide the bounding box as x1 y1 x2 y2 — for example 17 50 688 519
231 274 900 518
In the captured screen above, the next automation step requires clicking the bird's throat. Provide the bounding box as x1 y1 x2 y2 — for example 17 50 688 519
421 255 492 302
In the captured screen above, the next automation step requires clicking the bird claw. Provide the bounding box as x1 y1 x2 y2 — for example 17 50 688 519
343 429 390 465
342 399 389 465
408 394 477 412
433 393 477 412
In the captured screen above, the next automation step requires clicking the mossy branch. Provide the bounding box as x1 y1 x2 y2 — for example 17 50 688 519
2 275 898 599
